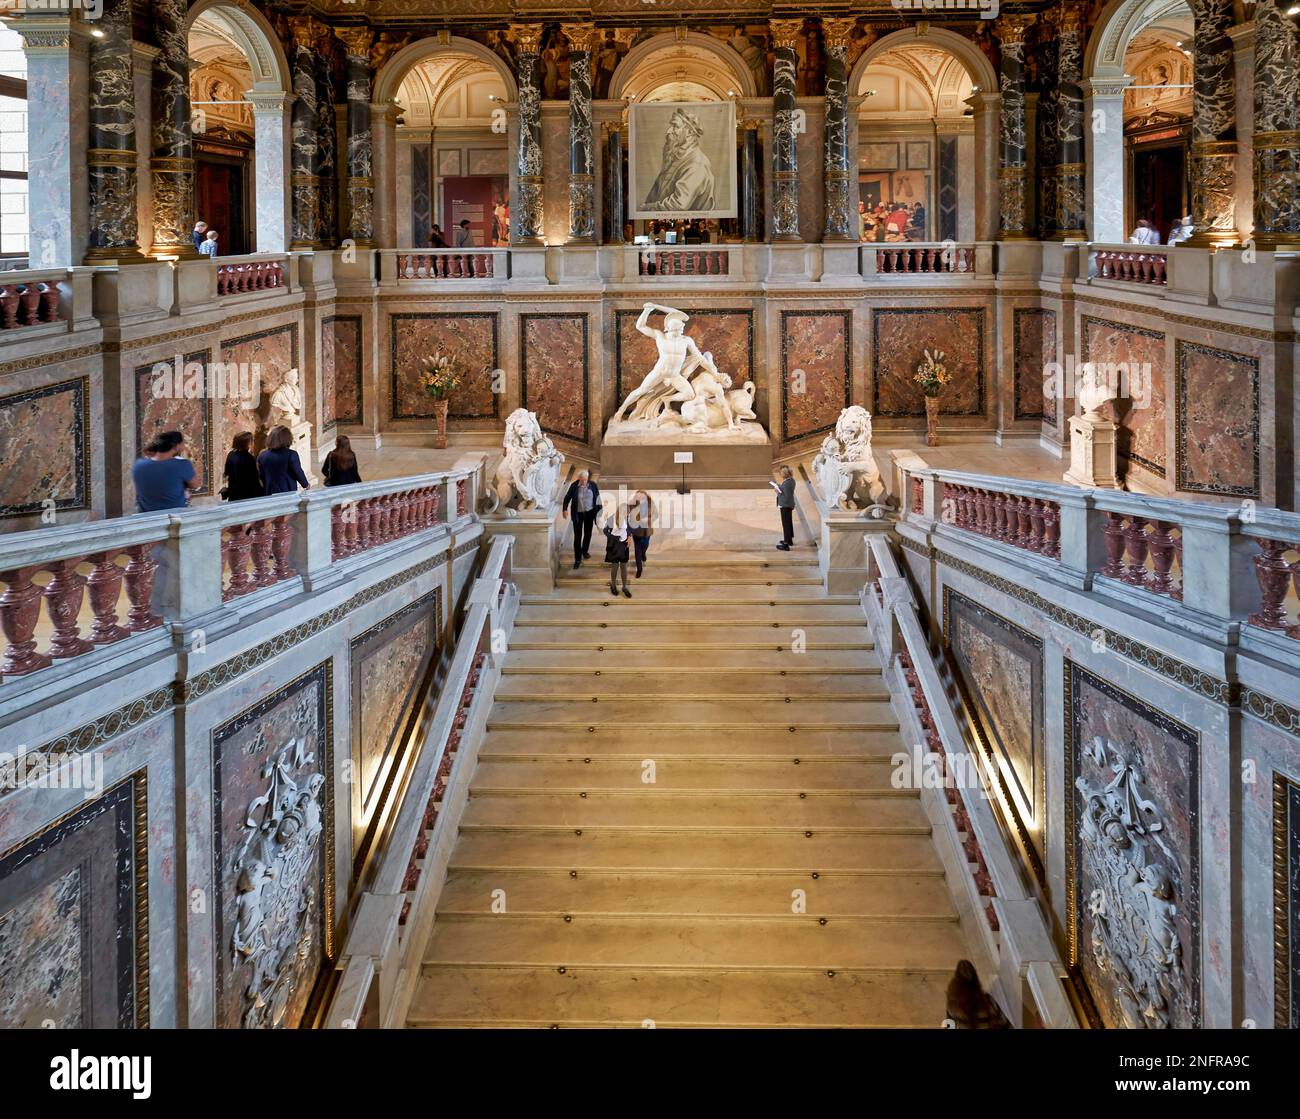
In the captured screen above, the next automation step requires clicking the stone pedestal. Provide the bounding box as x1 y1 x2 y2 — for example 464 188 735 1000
820 508 892 595
600 425 773 487
1064 413 1120 489
289 420 319 484
479 508 557 593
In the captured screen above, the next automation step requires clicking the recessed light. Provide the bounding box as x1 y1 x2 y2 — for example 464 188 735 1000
90 28 105 38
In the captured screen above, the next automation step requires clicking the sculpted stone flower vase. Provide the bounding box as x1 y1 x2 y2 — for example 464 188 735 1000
924 395 941 446
432 398 449 449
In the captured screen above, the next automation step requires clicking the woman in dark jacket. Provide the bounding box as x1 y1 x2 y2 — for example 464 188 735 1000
257 424 310 495
322 435 362 487
603 505 632 598
221 431 264 501
628 489 653 578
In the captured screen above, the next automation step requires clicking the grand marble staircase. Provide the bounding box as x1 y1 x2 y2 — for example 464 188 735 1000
405 545 974 1027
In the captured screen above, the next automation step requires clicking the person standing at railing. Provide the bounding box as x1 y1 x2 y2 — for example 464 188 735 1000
220 431 263 502
322 435 362 487
134 430 202 513
430 224 448 249
454 219 472 248
561 469 600 570
199 229 219 257
192 221 207 250
258 425 310 494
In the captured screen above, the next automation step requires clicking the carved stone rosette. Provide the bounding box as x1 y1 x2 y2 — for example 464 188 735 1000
289 18 320 249
565 24 597 243
1187 0 1239 244
770 19 803 242
996 13 1034 240
85 0 146 263
821 18 855 242
339 27 375 246
512 24 545 244
1252 1 1300 247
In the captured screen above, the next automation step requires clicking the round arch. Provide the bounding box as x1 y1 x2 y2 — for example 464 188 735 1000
609 31 757 101
849 27 997 98
1085 0 1190 78
374 35 518 106
186 0 291 92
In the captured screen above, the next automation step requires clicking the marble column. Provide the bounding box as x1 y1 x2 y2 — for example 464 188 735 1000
85 0 146 263
339 28 375 247
741 119 762 242
1035 38 1059 240
246 88 293 254
602 122 624 243
289 17 320 250
512 24 545 245
967 91 1001 242
1187 0 1240 245
1083 78 1131 243
770 19 803 241
316 42 339 248
821 18 854 242
996 12 1035 240
1055 3 1087 239
371 100 401 249
16 18 91 268
1252 0 1300 248
147 0 198 258
564 23 596 243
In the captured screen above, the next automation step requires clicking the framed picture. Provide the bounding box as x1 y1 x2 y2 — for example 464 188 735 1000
628 100 737 220
860 141 900 170
906 141 931 169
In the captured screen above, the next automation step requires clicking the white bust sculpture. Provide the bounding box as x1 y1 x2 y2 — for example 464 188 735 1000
812 405 886 511
486 408 565 513
270 367 304 425
608 302 763 438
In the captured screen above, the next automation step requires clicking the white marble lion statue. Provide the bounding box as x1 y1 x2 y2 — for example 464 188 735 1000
811 405 886 510
485 408 565 513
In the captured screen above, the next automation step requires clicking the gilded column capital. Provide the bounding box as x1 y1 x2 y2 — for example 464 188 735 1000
510 23 544 55
561 22 599 53
996 12 1036 46
769 19 804 50
338 27 373 62
289 16 318 51
1056 1 1086 33
821 17 857 52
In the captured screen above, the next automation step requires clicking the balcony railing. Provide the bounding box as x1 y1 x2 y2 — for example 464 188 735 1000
389 249 508 280
636 246 734 277
1090 245 1169 286
215 254 287 296
862 241 983 276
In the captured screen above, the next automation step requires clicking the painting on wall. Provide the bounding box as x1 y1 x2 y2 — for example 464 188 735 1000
212 662 334 1030
629 100 738 220
0 772 148 1028
860 141 899 170
1065 661 1200 1029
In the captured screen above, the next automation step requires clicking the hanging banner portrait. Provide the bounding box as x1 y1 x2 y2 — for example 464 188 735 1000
628 100 738 220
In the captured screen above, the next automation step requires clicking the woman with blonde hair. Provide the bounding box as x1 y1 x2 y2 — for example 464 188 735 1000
257 424 310 495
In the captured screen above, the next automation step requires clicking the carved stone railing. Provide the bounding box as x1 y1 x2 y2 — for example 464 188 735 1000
323 534 518 1029
942 483 1062 560
636 246 733 277
0 268 65 330
389 249 507 280
1245 533 1300 641
214 254 287 296
0 467 480 695
1090 245 1168 286
861 241 982 276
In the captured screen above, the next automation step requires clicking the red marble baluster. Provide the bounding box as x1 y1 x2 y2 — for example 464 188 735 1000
0 566 53 674
1122 515 1150 586
991 492 1008 542
399 491 413 535
0 284 19 327
1153 255 1167 284
1028 500 1046 553
226 526 255 597
271 516 295 580
366 496 384 547
1101 511 1127 578
1289 550 1300 638
123 546 162 631
331 506 344 560
19 283 41 325
87 551 129 644
457 478 468 518
41 281 61 322
248 520 275 586
1146 520 1177 597
353 499 371 553
1249 538 1293 629
911 476 923 515
42 557 93 657
1042 502 1061 558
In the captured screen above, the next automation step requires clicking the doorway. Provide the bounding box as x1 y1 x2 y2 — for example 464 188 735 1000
1129 142 1187 245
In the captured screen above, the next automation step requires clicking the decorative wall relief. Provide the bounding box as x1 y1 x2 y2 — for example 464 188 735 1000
0 377 90 518
1065 661 1200 1028
349 591 439 873
1081 315 1167 477
323 315 363 429
1275 773 1300 1029
212 662 334 1030
781 309 850 441
135 350 213 495
872 308 985 418
614 308 753 408
389 312 499 421
0 772 148 1028
520 313 589 443
1175 340 1260 498
1013 308 1058 425
943 587 1044 880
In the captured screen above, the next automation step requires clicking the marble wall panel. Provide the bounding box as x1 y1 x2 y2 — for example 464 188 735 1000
871 308 985 418
0 377 90 519
613 308 754 408
211 661 333 1030
1175 339 1260 498
1065 661 1200 1028
1013 308 1058 426
0 773 147 1028
520 313 589 443
1081 315 1167 478
323 315 363 429
781 309 850 441
134 351 213 496
389 312 499 421
218 324 300 451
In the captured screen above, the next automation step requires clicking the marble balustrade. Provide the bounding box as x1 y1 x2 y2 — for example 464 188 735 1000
1090 246 1169 285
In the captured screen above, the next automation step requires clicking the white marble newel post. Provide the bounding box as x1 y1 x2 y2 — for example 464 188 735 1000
1083 78 1130 244
246 88 293 254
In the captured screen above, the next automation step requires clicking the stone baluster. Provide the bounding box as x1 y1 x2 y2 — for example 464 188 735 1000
85 0 146 263
1101 512 1127 578
1147 521 1179 597
123 546 162 631
1028 500 1047 552
226 527 255 598
148 0 199 259
0 567 53 675
249 521 275 586
339 28 376 248
512 24 545 245
1252 1 1300 249
1182 0 1239 246
1249 538 1293 628
87 552 129 644
1042 503 1061 558
821 18 855 242
42 558 91 658
289 17 321 248
996 13 1036 240
271 517 295 580
565 24 597 243
770 19 803 241
1122 515 1150 586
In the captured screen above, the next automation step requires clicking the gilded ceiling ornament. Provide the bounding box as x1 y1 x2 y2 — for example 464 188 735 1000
769 19 804 51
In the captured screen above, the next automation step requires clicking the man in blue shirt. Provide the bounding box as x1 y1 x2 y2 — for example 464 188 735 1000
133 430 201 513
561 470 600 569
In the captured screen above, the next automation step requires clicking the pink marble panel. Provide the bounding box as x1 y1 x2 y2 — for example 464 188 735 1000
521 313 589 443
1014 307 1057 425
781 310 850 440
0 377 89 518
134 351 212 496
872 308 984 418
218 324 299 452
1081 316 1167 478
323 315 363 429
389 312 499 421
1176 339 1259 498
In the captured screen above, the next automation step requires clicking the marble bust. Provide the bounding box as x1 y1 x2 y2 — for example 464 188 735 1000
270 367 304 425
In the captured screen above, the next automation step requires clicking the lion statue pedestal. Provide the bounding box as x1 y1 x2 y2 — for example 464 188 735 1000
811 406 887 513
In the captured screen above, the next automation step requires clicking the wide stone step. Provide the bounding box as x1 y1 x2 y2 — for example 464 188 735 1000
494 671 889 700
462 791 925 829
516 603 867 624
485 698 896 730
407 965 950 1028
538 586 853 603
470 757 905 792
559 562 820 582
478 730 904 758
423 914 965 970
449 829 943 872
436 867 955 918
502 648 879 672
509 625 871 650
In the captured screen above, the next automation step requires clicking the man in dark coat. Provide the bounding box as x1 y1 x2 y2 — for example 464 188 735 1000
561 470 600 569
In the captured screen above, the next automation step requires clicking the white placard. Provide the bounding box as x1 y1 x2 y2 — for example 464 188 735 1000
673 452 694 464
